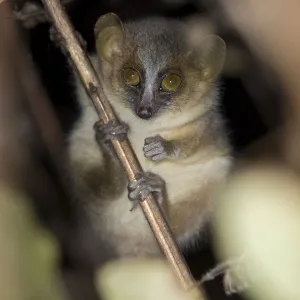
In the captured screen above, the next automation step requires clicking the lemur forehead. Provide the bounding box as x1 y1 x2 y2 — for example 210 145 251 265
124 18 185 80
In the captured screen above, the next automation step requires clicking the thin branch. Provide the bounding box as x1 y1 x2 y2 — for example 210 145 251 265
40 0 205 298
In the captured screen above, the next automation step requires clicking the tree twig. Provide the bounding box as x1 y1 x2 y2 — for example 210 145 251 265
40 0 205 298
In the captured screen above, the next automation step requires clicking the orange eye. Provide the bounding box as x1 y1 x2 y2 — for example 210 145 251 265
123 68 140 86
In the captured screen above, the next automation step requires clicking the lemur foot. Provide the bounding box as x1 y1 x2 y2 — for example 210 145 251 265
143 135 176 162
223 267 250 296
49 26 87 56
128 172 166 205
201 254 250 296
94 120 129 143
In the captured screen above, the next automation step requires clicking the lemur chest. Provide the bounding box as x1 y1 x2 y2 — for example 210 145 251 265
127 128 204 202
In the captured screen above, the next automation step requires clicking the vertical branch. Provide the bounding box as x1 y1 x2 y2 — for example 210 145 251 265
41 0 205 297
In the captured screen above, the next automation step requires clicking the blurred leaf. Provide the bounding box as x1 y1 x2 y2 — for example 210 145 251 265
0 183 66 300
96 258 202 300
213 165 300 300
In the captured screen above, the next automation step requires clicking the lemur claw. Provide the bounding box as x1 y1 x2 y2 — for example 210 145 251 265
94 120 129 143
127 172 166 205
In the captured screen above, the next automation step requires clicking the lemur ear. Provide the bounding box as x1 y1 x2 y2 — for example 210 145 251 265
94 13 124 63
191 35 226 81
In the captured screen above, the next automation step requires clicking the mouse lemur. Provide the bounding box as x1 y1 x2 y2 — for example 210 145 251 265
65 13 232 265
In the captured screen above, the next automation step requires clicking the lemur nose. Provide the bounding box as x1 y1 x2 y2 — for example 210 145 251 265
137 107 153 119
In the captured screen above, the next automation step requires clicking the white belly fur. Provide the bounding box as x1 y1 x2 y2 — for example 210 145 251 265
68 84 231 257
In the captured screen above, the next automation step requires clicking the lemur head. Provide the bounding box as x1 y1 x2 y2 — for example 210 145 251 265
95 13 226 120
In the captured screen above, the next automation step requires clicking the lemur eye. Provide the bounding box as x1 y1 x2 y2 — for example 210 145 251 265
161 73 181 92
123 68 140 86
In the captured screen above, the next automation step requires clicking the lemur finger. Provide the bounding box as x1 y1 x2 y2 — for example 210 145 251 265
224 272 249 296
128 186 150 201
94 120 128 131
131 179 165 194
129 184 164 202
137 188 151 201
144 146 165 158
143 141 163 152
110 125 128 135
223 273 235 295
144 135 163 144
128 179 148 194
152 153 167 161
128 173 145 190
128 172 154 190
128 180 141 191
144 138 156 144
